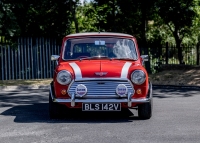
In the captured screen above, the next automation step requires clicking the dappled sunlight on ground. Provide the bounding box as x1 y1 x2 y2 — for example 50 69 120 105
149 66 200 86
0 79 53 86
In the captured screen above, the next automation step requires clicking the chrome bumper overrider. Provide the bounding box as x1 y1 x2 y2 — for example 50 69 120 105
50 82 152 108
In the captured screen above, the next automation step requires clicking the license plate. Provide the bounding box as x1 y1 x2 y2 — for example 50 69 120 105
82 103 121 111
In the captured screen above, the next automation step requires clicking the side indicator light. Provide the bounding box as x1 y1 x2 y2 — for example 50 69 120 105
136 89 142 94
61 89 67 95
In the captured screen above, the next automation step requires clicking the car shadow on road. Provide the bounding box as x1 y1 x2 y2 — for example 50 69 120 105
1 103 145 123
152 87 200 98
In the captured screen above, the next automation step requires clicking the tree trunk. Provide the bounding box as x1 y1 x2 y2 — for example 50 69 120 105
197 42 199 65
173 29 183 64
177 39 183 64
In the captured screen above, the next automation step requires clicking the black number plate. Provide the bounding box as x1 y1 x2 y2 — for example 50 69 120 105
82 103 121 111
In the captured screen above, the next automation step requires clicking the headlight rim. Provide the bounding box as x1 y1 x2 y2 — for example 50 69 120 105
56 70 72 85
131 70 146 85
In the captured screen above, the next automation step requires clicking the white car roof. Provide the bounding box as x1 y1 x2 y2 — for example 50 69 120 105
66 32 134 38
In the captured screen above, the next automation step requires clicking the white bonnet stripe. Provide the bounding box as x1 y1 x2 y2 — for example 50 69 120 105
121 62 132 78
69 63 82 79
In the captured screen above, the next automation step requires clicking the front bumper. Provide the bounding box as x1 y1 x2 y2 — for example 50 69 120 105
50 82 152 107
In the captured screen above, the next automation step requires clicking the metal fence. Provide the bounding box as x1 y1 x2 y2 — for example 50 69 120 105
0 37 199 80
145 42 198 73
0 37 61 80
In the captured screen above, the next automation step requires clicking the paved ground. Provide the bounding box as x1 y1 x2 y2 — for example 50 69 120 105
0 87 200 143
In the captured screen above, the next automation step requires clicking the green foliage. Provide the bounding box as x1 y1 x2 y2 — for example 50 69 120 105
76 2 99 32
0 0 200 64
146 0 200 64
0 1 20 37
0 0 77 38
147 0 200 43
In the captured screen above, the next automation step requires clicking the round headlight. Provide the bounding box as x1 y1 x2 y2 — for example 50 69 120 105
131 70 146 85
57 70 72 85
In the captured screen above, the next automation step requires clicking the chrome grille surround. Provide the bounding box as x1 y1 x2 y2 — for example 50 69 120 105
67 78 134 98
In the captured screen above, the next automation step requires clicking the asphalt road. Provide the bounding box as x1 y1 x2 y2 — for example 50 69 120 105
0 87 200 143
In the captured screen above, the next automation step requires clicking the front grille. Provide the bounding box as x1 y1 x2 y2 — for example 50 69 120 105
68 80 134 98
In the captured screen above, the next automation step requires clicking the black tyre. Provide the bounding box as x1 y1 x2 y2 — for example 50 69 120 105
138 99 152 119
49 92 64 119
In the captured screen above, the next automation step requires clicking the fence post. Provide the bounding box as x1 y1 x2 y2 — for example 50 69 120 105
166 42 168 65
33 39 37 79
0 45 4 80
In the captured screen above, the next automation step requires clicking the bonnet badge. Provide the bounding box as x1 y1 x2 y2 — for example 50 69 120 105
95 72 107 76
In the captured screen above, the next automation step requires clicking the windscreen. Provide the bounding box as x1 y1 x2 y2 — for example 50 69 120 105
63 37 138 60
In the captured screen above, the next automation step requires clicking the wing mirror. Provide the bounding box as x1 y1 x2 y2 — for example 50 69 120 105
51 55 60 61
141 55 149 65
51 55 60 65
141 55 149 61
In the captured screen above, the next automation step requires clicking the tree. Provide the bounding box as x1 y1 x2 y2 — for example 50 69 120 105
0 0 79 38
0 1 20 37
76 1 99 32
70 0 80 33
156 0 199 64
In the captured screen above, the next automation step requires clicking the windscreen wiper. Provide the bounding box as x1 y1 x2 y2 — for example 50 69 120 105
79 56 111 61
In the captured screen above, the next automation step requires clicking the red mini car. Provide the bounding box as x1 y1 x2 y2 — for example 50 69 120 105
50 32 152 119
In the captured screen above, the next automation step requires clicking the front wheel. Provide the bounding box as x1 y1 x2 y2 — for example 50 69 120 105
138 99 152 119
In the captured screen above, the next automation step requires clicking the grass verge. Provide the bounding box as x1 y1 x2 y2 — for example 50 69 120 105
0 79 53 86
